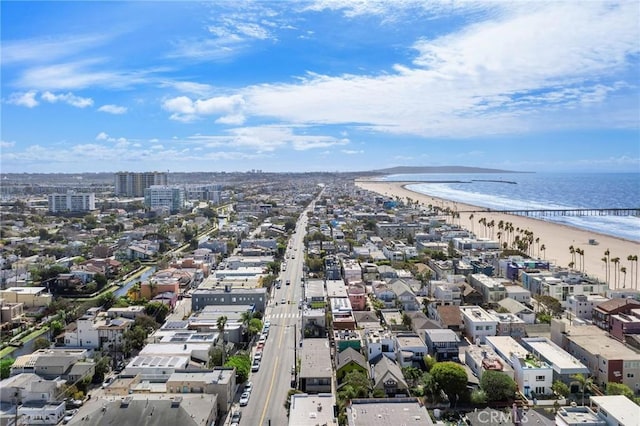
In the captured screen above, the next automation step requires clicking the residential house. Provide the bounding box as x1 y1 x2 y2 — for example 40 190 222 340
394 334 428 368
434 305 463 334
424 329 460 361
299 339 332 394
364 329 396 362
336 347 368 384
165 368 236 414
389 280 420 311
566 294 609 321
465 344 514 380
460 306 498 344
593 298 640 332
589 395 640 426
372 282 396 308
520 337 590 386
497 298 536 324
371 355 409 397
346 398 432 426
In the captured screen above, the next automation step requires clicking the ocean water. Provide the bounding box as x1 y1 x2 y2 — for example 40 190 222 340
380 172 640 242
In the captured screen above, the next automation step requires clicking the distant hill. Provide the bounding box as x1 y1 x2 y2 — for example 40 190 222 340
369 165 525 175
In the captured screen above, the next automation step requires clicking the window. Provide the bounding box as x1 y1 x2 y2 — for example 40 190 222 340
536 376 545 381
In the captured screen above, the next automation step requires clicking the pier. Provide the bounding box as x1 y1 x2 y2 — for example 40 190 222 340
455 208 640 217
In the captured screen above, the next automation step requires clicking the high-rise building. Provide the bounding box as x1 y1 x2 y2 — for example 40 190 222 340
48 191 95 213
115 172 168 197
144 185 185 212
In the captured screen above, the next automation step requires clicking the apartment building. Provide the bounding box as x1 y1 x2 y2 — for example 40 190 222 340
144 185 185 212
460 306 498 344
468 273 507 303
115 171 167 197
566 294 609 320
48 191 95 213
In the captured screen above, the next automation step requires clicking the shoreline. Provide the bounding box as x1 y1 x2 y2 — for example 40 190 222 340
356 180 640 288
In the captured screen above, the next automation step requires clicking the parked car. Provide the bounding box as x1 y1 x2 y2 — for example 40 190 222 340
254 352 262 362
102 377 113 389
230 410 241 424
239 391 250 406
243 381 253 393
251 361 260 372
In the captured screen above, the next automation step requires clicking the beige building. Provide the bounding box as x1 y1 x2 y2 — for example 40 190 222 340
0 287 51 307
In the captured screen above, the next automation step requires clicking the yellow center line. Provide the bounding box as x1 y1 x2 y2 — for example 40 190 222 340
259 316 287 425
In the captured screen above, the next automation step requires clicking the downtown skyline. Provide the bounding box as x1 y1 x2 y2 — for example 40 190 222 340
1 0 639 174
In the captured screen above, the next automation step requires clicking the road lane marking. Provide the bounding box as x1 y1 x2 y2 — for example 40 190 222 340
259 317 287 426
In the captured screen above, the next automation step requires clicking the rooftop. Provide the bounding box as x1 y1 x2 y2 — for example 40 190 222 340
345 398 433 426
522 337 589 375
288 393 336 426
590 395 640 426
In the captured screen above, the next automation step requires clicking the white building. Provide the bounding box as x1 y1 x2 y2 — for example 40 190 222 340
460 306 498 344
589 395 640 426
364 329 396 362
486 336 554 398
504 285 531 304
48 191 95 213
566 294 609 320
468 274 506 303
144 185 185 211
64 309 132 349
342 259 362 283
433 283 462 306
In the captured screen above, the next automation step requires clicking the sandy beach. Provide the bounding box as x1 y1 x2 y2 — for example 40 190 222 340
356 180 640 289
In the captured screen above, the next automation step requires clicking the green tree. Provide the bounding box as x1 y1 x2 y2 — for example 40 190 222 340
571 373 594 406
224 354 251 383
605 382 634 399
402 366 423 389
92 354 111 384
431 362 467 404
0 358 15 379
217 315 228 364
94 273 108 289
480 370 517 401
50 320 64 337
144 301 169 324
248 318 263 338
208 347 224 367
99 291 116 310
552 380 570 398
342 370 371 398
423 355 436 372
470 389 488 405
33 337 51 350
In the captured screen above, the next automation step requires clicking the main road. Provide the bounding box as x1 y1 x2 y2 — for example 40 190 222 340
238 201 313 426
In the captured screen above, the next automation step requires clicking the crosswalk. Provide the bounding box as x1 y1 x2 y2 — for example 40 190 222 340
264 312 301 320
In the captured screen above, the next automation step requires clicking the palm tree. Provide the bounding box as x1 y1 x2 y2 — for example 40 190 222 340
469 214 475 234
628 255 638 290
569 245 576 269
571 373 593 406
620 266 627 288
535 237 540 257
604 249 611 286
217 315 228 364
611 257 621 288
540 244 546 260
240 311 254 339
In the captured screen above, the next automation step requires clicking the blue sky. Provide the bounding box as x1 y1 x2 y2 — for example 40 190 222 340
1 1 639 174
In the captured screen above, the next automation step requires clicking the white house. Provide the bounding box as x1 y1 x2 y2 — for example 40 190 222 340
486 336 553 398
364 329 396 362
460 306 498 344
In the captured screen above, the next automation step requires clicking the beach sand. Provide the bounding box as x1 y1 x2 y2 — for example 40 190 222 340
356 180 640 288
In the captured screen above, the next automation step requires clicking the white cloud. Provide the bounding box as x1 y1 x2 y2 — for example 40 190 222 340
7 91 39 108
96 132 109 141
341 149 363 155
187 126 349 152
0 140 16 148
162 94 245 123
98 104 128 114
41 91 93 108
205 1 637 138
1 33 111 65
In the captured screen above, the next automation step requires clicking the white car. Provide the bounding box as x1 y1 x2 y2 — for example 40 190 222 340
251 361 260 372
243 381 253 393
254 352 262 362
239 391 250 406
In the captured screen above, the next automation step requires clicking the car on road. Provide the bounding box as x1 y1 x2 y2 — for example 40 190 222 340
263 321 271 329
285 280 290 286
253 352 262 362
281 298 286 304
239 392 250 406
243 381 253 393
251 361 260 372
101 377 113 389
230 410 241 425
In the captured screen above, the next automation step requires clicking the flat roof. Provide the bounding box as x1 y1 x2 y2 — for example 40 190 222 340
564 326 640 360
288 393 336 426
300 339 332 379
590 395 640 425
556 407 603 425
0 286 46 294
346 398 433 426
522 338 589 375
460 306 498 322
